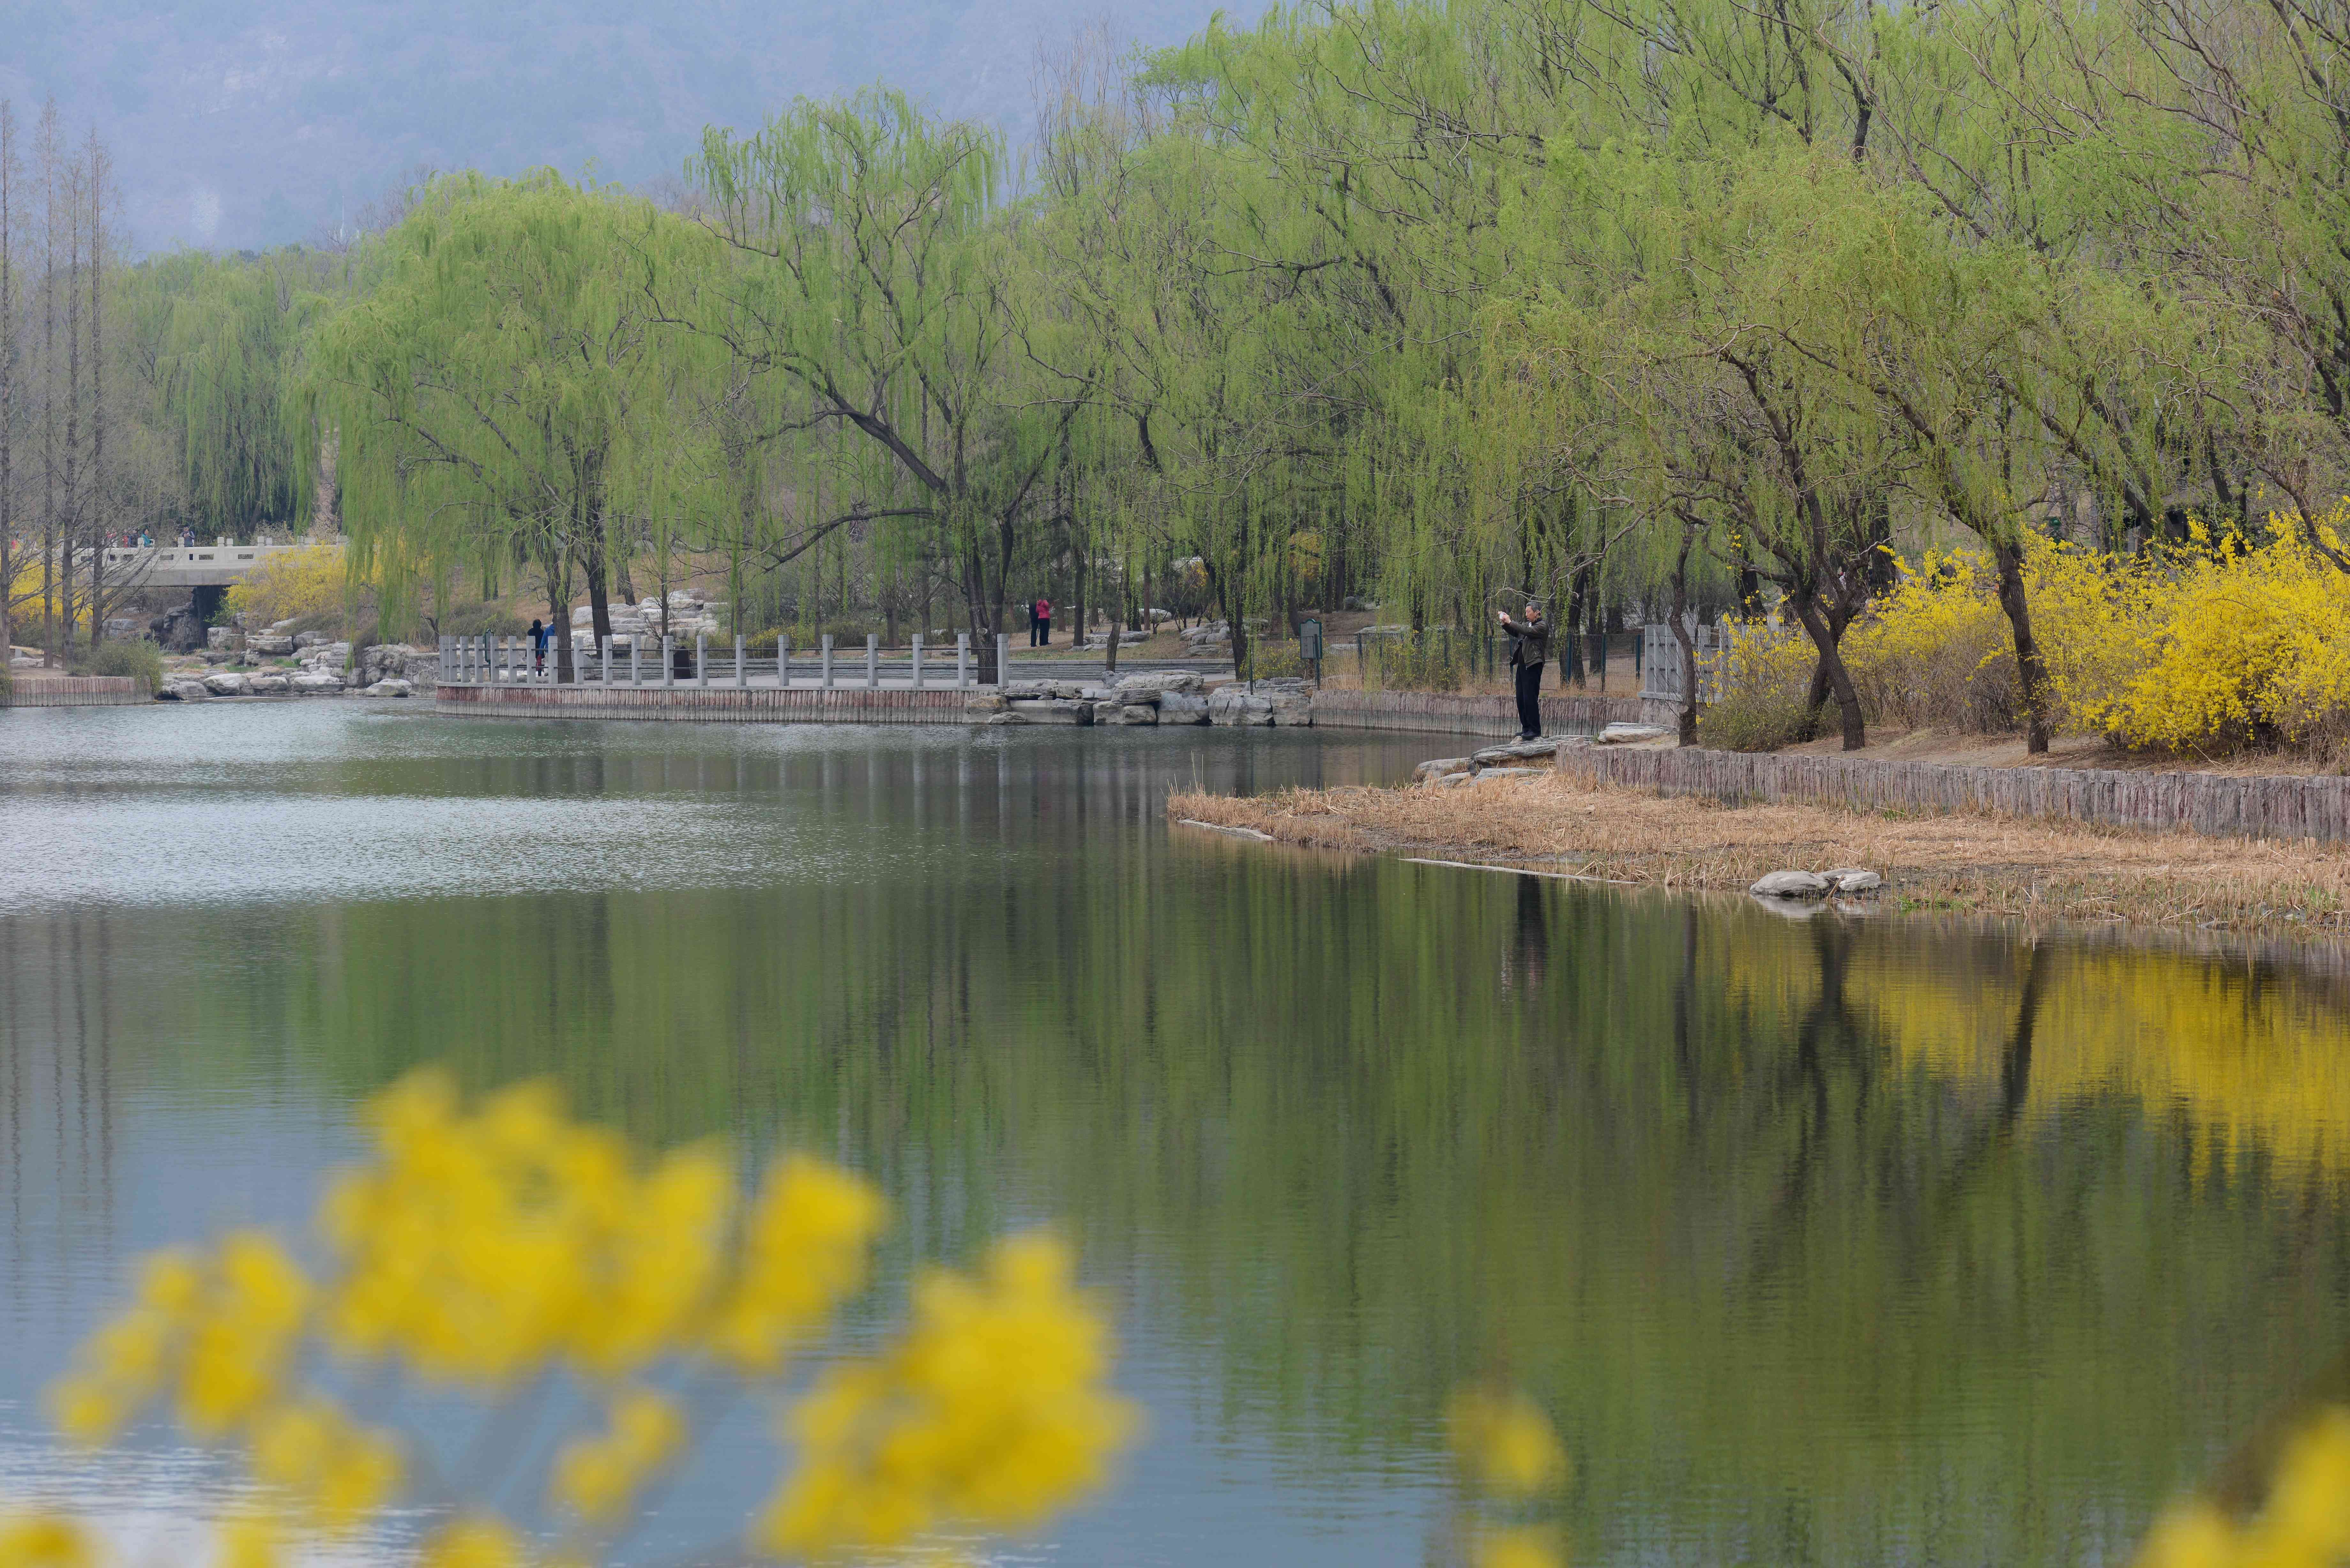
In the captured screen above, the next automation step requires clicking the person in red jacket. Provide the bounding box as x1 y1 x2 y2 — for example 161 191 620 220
1032 596 1053 646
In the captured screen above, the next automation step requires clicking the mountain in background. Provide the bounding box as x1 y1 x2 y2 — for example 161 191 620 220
1 0 1249 253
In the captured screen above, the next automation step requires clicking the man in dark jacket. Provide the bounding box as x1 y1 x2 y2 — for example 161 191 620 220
1496 602 1551 740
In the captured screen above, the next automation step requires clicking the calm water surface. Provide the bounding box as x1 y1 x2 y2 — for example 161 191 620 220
2 704 2347 1565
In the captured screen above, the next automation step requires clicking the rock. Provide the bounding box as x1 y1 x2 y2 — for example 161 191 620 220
1472 737 1560 767
1158 693 1210 724
1824 867 1882 893
202 671 249 696
363 679 415 698
247 634 294 657
246 674 290 696
984 712 1019 725
150 604 207 652
1595 722 1670 745
1091 700 1124 725
1749 870 1833 899
1266 690 1312 726
160 678 209 701
969 692 1010 713
294 631 333 649
1208 689 1274 727
1005 698 1093 725
288 673 345 696
1478 767 1548 781
205 626 236 651
1118 704 1160 726
1113 671 1202 699
1415 756 1473 781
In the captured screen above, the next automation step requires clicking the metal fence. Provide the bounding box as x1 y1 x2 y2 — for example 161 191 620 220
1639 621 1721 705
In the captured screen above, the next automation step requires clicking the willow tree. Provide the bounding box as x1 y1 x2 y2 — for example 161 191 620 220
307 171 716 671
690 90 1094 680
118 249 334 542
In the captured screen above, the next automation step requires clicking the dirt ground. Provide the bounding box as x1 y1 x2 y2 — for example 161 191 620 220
1167 767 2350 939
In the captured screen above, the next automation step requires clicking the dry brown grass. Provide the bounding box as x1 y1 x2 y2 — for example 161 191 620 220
1167 769 2350 936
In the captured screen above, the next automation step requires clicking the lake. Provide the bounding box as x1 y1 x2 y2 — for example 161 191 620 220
2 703 2346 1565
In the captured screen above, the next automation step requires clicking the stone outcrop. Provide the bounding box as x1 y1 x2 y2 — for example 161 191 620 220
150 604 207 653
1749 870 1833 899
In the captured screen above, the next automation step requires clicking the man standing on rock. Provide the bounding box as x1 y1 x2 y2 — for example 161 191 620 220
1496 601 1550 741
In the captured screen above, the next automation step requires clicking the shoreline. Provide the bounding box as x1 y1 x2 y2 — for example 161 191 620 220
1165 768 2350 940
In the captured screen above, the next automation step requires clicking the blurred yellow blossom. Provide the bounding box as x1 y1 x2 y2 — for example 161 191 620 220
419 1515 530 1568
757 1232 1138 1555
709 1153 888 1372
1471 1523 1565 1568
26 1068 1125 1568
0 1516 94 1568
1449 1384 1569 1499
551 1387 686 1524
2135 1408 2350 1568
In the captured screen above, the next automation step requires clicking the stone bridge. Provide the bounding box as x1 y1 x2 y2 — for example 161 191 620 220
91 541 330 589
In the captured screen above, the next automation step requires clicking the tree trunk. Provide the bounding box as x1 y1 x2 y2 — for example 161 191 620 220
1670 537 1699 747
548 547 574 683
1788 588 1866 750
1992 536 2052 754
85 132 105 647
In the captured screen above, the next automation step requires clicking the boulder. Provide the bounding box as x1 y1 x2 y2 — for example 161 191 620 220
246 674 290 696
1159 693 1210 724
1415 756 1473 781
247 634 294 657
294 631 333 650
288 673 344 696
160 678 209 701
1824 867 1883 894
1113 671 1203 699
1472 737 1560 767
1266 690 1312 726
205 626 236 651
1091 700 1124 725
150 604 207 653
201 671 249 696
1595 722 1670 746
1005 698 1093 725
1118 704 1160 726
1208 689 1275 727
1749 870 1832 899
362 679 415 698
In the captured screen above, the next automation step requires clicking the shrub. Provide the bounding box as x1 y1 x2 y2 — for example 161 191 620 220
1699 624 1819 749
224 544 347 628
1368 631 1468 691
85 639 164 694
2074 517 2350 751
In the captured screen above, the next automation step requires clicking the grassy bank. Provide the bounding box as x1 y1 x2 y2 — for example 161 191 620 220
1166 770 2350 937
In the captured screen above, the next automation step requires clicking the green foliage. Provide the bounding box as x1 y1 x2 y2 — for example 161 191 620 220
83 638 164 694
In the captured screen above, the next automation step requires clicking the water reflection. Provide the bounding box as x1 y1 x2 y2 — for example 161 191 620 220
0 705 2345 1565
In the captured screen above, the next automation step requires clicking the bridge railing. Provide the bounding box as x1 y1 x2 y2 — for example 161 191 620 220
436 632 985 690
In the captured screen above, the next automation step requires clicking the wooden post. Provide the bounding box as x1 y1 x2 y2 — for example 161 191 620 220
735 636 747 689
697 634 709 688
821 635 834 688
912 633 924 689
957 632 969 689
865 634 878 689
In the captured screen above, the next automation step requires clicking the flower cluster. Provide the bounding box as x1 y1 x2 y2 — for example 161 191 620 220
1448 1383 1571 1568
759 1233 1138 1555
2134 1408 2350 1568
12 1069 1131 1568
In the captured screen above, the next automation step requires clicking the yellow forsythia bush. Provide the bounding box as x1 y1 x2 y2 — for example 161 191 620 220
223 543 349 628
2097 518 2350 753
5 1069 1136 1568
1708 519 2350 755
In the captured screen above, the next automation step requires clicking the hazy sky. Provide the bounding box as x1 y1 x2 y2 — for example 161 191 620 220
1 0 1251 253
